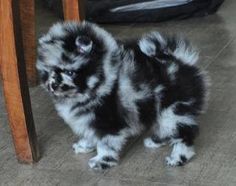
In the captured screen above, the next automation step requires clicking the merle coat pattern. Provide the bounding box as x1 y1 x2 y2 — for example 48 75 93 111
37 21 209 170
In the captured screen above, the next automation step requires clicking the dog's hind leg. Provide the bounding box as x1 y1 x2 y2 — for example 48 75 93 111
166 104 199 166
145 102 199 166
158 103 199 166
166 136 196 166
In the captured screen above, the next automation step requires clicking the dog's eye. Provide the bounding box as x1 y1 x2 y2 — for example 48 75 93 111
64 70 75 76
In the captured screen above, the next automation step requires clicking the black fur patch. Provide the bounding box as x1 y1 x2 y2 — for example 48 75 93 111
91 83 128 137
102 156 118 163
151 135 163 144
61 53 72 63
136 97 156 128
180 155 187 163
176 124 199 146
100 163 109 170
61 85 74 91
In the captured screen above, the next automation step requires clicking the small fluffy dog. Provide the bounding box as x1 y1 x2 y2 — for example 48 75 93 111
37 21 208 170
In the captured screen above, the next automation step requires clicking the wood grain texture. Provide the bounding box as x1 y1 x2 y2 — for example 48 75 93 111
62 0 84 21
0 0 39 163
19 0 37 86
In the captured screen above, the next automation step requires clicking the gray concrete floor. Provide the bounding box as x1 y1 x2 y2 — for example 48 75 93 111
1 0 236 185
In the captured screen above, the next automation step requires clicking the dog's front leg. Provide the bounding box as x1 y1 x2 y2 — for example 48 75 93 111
72 137 97 154
88 134 127 170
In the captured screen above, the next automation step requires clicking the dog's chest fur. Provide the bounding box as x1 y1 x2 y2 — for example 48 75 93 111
55 101 95 137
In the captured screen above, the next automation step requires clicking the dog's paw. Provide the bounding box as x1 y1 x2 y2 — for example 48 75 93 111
165 155 187 167
88 156 118 170
72 143 95 154
144 137 166 149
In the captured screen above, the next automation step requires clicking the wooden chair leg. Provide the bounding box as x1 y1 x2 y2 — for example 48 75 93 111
62 0 85 21
19 0 37 86
0 0 39 163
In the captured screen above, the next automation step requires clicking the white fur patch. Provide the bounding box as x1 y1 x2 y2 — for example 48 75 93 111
118 72 151 135
73 138 96 154
88 155 118 170
139 32 167 57
39 34 52 45
150 32 167 47
167 63 179 80
144 137 166 149
61 73 76 87
63 55 89 70
158 104 196 139
154 85 165 94
49 22 67 37
38 40 64 67
70 113 95 136
87 76 99 89
100 132 129 154
138 38 156 57
96 50 119 97
166 142 195 166
173 39 199 65
36 60 50 72
56 103 95 138
167 63 179 75
88 133 129 170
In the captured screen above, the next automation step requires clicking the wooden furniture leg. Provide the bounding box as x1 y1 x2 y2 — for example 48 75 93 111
62 0 85 21
0 0 39 163
19 0 37 86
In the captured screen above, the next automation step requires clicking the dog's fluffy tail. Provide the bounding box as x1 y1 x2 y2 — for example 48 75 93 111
138 32 199 65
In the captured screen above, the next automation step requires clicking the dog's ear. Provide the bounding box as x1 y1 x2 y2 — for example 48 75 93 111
75 36 93 54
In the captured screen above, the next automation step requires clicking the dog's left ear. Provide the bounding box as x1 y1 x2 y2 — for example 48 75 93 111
75 36 93 54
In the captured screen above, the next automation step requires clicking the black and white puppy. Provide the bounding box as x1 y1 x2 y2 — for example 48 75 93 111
37 21 209 170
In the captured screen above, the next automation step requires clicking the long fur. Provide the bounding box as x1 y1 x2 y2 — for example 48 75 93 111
37 21 209 170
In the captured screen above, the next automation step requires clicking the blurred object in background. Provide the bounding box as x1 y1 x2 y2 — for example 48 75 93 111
42 0 224 23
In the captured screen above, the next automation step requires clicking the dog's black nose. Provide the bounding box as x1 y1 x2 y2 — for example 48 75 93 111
51 82 59 91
